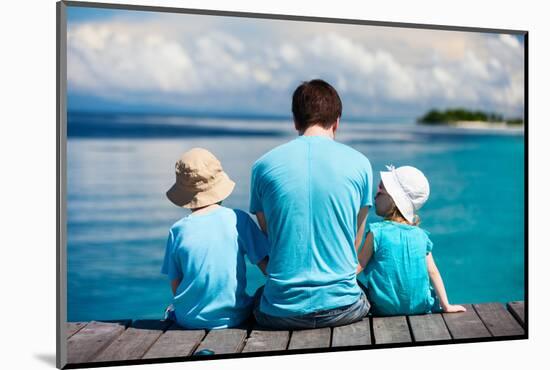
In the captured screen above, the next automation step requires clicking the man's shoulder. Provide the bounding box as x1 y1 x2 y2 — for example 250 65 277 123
331 140 371 163
253 139 299 169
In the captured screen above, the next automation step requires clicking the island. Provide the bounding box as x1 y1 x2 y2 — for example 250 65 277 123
417 108 523 128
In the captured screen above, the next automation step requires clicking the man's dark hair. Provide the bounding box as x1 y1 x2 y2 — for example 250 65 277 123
292 79 343 131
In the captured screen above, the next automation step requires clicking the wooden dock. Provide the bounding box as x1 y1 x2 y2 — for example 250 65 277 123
65 301 525 368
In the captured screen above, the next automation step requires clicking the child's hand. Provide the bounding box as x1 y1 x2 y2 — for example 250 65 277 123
442 304 467 313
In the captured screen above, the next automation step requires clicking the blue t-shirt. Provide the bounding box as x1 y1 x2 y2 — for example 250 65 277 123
250 135 373 317
363 221 438 316
161 207 269 329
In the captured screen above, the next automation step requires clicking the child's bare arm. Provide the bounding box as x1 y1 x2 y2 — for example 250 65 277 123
356 232 374 274
170 278 182 296
426 253 466 313
257 256 269 276
255 212 268 234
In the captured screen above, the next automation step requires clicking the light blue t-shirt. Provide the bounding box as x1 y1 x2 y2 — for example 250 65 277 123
363 221 438 316
161 207 269 329
250 135 373 317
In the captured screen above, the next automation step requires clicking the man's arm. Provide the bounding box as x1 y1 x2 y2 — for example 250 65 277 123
257 256 269 276
170 278 182 296
355 206 369 253
256 212 268 234
356 231 374 274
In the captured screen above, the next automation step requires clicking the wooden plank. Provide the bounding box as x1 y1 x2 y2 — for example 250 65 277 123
242 328 290 353
142 322 205 359
332 318 372 347
408 314 451 342
442 304 491 339
67 321 127 364
193 328 247 355
93 320 171 362
67 322 87 339
372 316 411 344
288 328 331 350
474 303 524 337
507 301 525 328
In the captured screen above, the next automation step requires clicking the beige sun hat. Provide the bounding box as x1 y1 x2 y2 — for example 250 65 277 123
166 148 235 208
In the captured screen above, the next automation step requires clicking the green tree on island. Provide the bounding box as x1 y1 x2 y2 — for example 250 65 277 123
418 108 523 125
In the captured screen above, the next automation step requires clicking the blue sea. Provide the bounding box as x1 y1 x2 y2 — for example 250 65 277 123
67 112 525 321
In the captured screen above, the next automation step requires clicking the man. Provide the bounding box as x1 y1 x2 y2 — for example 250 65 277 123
250 79 373 329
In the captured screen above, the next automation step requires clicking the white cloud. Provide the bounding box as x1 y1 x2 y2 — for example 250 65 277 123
279 43 300 64
493 71 524 109
464 51 490 80
252 68 272 84
67 13 525 117
431 67 457 99
500 34 521 49
68 23 199 95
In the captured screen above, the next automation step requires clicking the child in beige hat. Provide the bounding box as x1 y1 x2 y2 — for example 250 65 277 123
161 148 269 329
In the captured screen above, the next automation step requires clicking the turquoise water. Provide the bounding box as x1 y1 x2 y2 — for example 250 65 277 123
67 113 525 321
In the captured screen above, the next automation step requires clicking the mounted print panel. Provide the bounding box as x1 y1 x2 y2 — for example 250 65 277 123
57 1 527 368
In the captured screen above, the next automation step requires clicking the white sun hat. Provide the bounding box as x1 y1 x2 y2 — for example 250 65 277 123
380 165 430 223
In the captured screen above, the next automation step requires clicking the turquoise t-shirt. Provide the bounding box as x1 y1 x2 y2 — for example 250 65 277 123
363 221 438 316
250 135 373 317
161 207 269 329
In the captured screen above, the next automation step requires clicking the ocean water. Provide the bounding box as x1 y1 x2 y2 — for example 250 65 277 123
66 112 525 321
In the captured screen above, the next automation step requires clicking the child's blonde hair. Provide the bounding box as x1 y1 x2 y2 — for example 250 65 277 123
385 202 421 226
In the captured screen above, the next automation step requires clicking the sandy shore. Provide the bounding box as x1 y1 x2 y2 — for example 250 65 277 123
452 120 523 131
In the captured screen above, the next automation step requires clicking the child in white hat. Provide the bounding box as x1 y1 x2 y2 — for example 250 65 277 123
161 148 270 329
356 165 465 315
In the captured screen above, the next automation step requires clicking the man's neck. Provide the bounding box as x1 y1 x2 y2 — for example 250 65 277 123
300 125 335 139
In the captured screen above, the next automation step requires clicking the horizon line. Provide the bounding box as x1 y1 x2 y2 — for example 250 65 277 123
67 109 418 122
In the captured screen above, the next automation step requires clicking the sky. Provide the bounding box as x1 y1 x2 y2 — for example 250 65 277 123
66 5 525 119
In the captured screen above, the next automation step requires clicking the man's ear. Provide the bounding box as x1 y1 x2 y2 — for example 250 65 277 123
333 117 340 132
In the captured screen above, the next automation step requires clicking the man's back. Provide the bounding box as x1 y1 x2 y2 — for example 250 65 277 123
250 135 373 317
